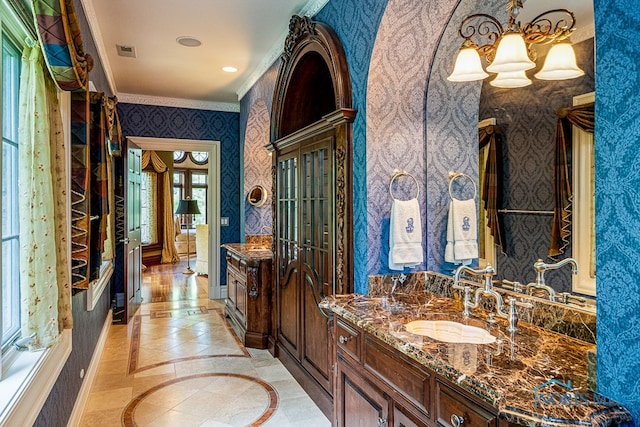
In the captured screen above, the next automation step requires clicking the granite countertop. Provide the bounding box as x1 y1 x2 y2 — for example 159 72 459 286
321 291 632 427
221 243 272 261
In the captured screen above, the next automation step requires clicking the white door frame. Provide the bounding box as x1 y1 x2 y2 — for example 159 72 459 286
127 136 222 299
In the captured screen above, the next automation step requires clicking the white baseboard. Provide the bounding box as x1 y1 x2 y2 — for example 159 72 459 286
67 309 112 427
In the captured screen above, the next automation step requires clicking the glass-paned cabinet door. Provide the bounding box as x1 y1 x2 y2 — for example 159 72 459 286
277 155 298 276
300 140 333 296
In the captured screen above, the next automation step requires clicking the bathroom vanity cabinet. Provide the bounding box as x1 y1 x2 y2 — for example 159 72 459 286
334 317 498 427
223 244 272 349
324 291 631 427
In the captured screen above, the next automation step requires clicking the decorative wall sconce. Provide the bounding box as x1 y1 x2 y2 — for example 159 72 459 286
447 0 584 88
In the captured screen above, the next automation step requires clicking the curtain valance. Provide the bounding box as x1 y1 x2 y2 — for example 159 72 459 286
31 0 93 91
548 103 595 258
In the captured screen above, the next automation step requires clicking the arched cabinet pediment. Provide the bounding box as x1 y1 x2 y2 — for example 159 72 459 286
269 15 355 416
271 16 354 141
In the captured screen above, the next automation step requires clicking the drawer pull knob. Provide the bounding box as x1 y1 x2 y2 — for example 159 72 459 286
378 417 387 426
339 335 352 344
451 414 465 427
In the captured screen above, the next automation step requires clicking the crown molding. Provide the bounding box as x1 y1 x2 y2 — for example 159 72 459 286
236 0 329 100
78 0 117 95
117 93 240 112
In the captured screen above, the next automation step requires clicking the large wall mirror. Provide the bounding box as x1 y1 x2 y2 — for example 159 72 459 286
431 0 595 302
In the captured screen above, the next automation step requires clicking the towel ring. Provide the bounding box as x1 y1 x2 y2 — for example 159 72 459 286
389 169 419 201
448 171 476 201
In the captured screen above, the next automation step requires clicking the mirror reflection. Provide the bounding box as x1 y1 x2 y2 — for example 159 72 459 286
446 0 595 302
247 184 268 207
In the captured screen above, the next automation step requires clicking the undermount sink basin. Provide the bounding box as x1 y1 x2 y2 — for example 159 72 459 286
404 320 496 344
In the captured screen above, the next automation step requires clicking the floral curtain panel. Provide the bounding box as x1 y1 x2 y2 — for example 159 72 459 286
19 44 72 349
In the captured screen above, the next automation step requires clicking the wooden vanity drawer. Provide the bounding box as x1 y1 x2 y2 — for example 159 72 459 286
364 336 431 417
227 252 241 272
336 319 361 362
435 381 496 427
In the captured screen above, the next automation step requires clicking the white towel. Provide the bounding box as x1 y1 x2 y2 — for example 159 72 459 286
389 198 423 270
444 198 478 265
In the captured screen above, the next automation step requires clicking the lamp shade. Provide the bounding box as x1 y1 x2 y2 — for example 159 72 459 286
486 32 535 73
175 199 201 215
489 70 532 88
447 47 489 82
534 42 585 80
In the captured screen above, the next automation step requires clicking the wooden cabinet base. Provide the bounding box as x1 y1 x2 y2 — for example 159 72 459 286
224 250 272 350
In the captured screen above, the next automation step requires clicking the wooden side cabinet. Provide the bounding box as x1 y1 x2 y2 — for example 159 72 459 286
224 250 272 349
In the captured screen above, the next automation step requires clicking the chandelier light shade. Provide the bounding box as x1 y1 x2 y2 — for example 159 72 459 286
447 46 489 82
447 0 584 86
490 70 532 88
535 42 585 80
485 32 535 73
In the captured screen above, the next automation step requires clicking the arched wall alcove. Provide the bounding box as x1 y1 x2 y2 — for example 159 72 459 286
244 99 272 234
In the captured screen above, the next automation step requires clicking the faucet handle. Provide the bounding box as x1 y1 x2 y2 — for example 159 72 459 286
501 279 524 293
556 292 587 306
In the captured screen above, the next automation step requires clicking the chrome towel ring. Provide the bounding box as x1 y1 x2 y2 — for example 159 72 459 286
448 171 476 201
389 169 419 201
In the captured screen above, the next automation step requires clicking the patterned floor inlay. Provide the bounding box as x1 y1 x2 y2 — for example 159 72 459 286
80 260 329 427
121 373 278 427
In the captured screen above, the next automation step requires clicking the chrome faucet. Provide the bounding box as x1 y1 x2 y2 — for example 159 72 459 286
527 258 579 301
260 225 273 234
452 264 508 325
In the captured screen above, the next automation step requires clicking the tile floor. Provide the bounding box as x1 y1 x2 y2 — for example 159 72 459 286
80 261 330 427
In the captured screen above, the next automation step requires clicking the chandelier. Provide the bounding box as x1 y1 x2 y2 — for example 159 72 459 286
447 0 584 88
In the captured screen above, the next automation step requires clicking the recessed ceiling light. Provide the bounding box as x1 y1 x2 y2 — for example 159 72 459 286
222 66 238 73
176 36 202 47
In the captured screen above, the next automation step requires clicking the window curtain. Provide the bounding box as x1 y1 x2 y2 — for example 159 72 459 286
141 151 180 263
31 0 93 91
141 172 158 244
19 43 72 349
478 124 506 255
548 103 595 258
88 92 109 281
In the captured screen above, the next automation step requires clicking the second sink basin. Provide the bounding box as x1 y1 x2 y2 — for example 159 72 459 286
404 320 496 344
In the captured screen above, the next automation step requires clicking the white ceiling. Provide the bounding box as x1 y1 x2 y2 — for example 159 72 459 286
79 0 593 111
80 0 327 109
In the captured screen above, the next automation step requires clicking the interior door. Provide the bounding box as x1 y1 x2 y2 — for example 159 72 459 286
276 153 299 356
300 138 334 390
125 142 142 321
276 136 335 393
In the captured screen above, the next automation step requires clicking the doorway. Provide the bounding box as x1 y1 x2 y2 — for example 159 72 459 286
127 136 223 299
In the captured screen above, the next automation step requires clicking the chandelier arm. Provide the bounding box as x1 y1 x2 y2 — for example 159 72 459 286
458 13 504 58
521 9 576 46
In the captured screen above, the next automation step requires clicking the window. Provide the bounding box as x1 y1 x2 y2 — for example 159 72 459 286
2 28 21 351
173 150 186 163
173 169 208 226
189 150 208 165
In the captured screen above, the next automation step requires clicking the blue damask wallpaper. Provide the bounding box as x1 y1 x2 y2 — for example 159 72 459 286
594 0 640 419
315 0 389 293
117 103 240 285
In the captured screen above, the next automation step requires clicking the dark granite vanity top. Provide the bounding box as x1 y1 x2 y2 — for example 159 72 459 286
221 243 272 261
321 291 632 427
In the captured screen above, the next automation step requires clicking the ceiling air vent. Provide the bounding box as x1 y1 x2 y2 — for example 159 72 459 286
116 44 136 58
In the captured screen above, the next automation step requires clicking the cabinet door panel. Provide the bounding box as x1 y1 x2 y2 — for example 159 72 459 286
337 358 388 427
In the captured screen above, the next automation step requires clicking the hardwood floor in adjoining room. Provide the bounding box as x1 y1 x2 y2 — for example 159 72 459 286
80 260 330 427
